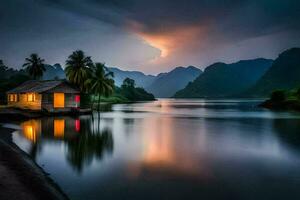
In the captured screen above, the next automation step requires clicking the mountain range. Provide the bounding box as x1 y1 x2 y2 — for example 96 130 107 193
145 66 202 97
40 64 202 98
109 66 202 97
174 58 273 98
247 48 300 96
107 67 155 88
42 64 66 80
37 47 300 98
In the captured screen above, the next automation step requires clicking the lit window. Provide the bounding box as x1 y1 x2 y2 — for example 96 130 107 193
75 95 80 108
54 93 65 108
75 95 80 103
9 94 18 102
27 93 35 102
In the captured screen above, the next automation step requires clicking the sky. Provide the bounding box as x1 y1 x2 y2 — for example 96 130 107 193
1 0 300 74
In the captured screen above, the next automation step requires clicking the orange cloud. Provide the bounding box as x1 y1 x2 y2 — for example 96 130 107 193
138 26 206 61
127 20 206 59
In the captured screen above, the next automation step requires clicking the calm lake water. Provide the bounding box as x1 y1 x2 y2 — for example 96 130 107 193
8 99 300 199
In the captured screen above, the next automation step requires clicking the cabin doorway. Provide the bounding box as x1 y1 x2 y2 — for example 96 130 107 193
54 93 65 108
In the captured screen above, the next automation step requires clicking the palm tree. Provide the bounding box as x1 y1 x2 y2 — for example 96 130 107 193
85 63 114 110
65 50 93 91
0 60 8 71
22 54 46 80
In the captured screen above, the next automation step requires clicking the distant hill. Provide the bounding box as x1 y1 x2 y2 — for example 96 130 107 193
42 64 66 80
0 60 21 79
247 48 300 97
108 67 156 88
146 66 202 97
174 58 273 98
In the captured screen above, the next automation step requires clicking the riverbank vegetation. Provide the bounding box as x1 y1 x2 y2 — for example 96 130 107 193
0 51 155 108
99 78 155 104
260 88 300 111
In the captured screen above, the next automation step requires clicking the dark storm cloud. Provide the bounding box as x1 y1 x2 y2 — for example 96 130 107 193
0 0 156 70
1 0 300 73
39 0 300 38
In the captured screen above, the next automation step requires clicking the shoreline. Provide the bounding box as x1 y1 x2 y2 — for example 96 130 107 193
260 99 300 112
0 107 92 122
0 126 69 200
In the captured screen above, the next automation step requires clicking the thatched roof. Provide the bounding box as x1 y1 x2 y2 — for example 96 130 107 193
7 80 80 94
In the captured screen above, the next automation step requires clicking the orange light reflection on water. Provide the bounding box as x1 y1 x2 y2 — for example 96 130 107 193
21 120 41 143
54 119 65 138
127 102 212 180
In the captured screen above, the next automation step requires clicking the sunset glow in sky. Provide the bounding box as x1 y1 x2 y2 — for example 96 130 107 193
1 0 300 74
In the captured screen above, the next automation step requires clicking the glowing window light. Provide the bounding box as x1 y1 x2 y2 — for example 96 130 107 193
27 93 35 102
54 93 65 108
54 119 65 138
75 95 80 108
75 95 80 102
9 94 18 102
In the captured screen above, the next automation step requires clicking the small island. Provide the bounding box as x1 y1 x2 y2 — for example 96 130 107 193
260 89 300 111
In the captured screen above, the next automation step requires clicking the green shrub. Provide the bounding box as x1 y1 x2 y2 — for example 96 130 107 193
297 88 300 100
270 90 286 102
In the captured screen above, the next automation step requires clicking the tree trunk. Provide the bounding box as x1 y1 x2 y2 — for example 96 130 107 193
90 95 95 110
97 94 101 111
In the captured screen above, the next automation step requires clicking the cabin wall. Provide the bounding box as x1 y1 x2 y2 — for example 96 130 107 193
41 93 80 112
65 94 80 108
7 93 42 110
41 93 53 111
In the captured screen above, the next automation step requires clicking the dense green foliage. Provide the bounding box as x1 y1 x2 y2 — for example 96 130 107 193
297 88 300 100
118 78 155 101
248 48 300 96
174 59 273 98
22 54 46 80
65 50 93 91
99 78 155 103
0 51 155 106
85 63 114 97
64 51 154 106
270 90 286 102
261 88 300 111
85 63 115 109
99 95 128 104
0 60 31 103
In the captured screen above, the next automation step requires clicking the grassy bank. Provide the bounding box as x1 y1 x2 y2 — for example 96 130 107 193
99 95 129 104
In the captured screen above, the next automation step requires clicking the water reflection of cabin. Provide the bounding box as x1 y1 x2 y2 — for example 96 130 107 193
21 118 81 143
7 80 80 112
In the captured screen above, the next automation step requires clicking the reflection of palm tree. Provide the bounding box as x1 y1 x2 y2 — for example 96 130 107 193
65 118 113 173
99 103 113 112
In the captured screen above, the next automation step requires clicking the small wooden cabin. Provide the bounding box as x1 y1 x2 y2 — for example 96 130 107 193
7 80 80 112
